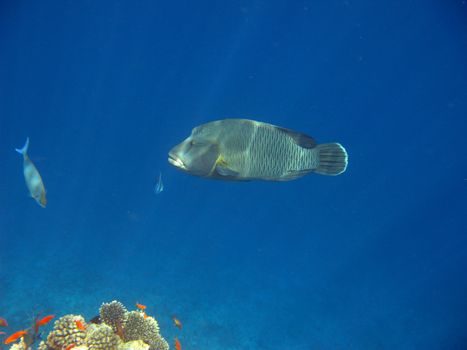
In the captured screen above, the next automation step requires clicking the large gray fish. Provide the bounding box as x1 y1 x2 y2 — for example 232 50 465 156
15 137 47 207
168 119 348 181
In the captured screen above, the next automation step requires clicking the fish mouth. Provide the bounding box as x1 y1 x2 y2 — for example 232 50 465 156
168 154 187 170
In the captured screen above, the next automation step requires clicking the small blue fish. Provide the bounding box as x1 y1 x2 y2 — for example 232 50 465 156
154 172 164 194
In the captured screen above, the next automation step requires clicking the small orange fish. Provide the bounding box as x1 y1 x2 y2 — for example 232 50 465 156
75 320 86 331
0 317 8 327
174 338 181 350
65 344 76 350
143 312 148 319
172 316 182 330
36 315 55 328
34 314 54 334
4 330 28 344
136 303 147 311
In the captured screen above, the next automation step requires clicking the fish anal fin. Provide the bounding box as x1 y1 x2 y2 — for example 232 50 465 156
276 127 317 149
281 168 313 181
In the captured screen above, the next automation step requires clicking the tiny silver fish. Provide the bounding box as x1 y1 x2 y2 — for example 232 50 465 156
154 172 164 194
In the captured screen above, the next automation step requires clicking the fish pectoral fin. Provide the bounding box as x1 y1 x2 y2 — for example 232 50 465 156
215 165 239 177
214 156 239 177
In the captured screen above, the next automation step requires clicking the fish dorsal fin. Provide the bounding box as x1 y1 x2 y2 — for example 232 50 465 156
276 127 317 149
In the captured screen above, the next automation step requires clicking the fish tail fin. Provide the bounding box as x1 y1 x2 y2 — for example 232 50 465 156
315 143 348 175
15 137 30 156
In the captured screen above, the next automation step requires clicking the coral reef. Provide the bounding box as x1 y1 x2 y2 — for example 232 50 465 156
7 300 169 350
8 339 26 350
99 300 128 332
146 336 169 350
85 324 121 350
37 341 48 350
46 315 87 349
119 340 150 350
124 312 168 350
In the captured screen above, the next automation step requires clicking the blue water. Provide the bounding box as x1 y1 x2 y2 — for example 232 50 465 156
1 1 466 349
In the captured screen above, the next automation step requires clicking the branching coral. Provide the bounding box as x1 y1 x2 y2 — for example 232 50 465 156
99 300 128 332
37 340 49 350
8 339 26 350
146 336 169 350
46 315 87 349
85 324 121 350
118 340 150 350
123 312 168 350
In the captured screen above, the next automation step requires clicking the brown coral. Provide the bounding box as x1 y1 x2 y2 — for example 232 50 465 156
123 312 168 350
99 300 128 332
46 315 87 349
85 324 121 350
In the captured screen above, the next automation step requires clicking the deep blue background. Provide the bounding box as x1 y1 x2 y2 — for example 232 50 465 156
1 1 466 349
